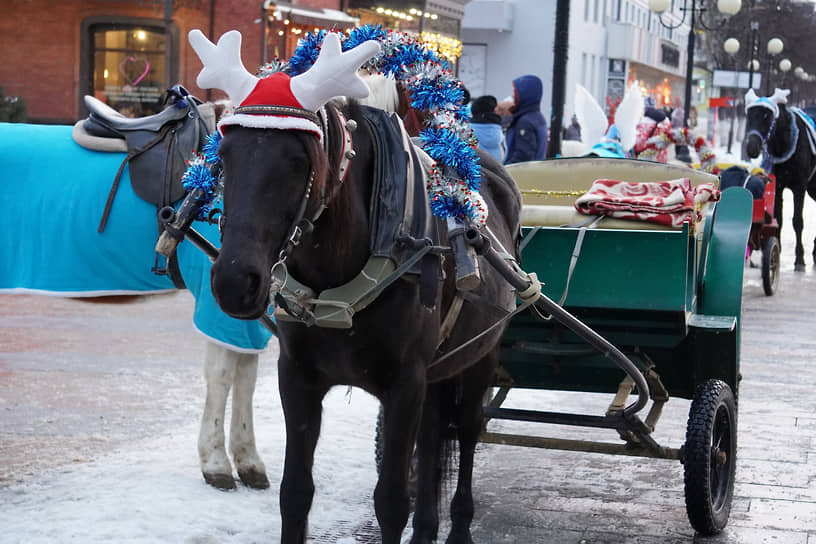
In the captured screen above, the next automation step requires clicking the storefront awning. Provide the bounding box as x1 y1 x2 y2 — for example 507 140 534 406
264 1 359 29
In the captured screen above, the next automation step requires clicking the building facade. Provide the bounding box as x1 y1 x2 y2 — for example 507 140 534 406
460 0 692 126
1 0 470 124
1 0 351 123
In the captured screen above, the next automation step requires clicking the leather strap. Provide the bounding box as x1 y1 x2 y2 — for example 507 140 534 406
97 123 175 233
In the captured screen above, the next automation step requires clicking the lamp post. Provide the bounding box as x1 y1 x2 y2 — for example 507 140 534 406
764 37 784 94
649 0 741 127
779 58 792 87
723 37 740 154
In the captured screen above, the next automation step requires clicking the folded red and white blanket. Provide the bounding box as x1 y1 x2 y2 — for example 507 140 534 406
574 178 720 227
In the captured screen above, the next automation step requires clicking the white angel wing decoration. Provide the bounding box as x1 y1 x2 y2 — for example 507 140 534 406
574 84 608 150
614 81 643 151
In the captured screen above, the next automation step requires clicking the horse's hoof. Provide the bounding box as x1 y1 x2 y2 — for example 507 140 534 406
445 531 474 544
238 468 270 489
203 472 237 490
795 263 806 272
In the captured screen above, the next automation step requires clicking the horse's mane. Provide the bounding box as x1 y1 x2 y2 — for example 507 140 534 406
357 73 400 113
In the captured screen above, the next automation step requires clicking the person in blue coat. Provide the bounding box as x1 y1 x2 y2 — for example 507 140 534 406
504 74 548 164
470 95 505 161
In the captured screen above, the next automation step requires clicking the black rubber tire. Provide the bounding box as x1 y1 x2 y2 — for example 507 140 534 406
683 379 737 535
762 236 780 296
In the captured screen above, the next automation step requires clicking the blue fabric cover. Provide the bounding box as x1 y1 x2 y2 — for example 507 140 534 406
0 123 272 352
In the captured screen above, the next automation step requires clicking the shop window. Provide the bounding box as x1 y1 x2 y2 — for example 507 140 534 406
80 17 178 118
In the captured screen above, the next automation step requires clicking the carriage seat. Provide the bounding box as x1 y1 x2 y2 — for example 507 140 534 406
507 157 719 231
520 204 679 230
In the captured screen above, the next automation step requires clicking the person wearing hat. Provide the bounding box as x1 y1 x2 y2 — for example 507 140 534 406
470 95 505 161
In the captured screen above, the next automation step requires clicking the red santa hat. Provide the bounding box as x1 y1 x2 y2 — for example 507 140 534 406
188 29 381 139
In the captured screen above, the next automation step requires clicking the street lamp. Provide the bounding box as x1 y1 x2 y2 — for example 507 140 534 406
779 58 792 86
764 37 784 93
649 0 741 126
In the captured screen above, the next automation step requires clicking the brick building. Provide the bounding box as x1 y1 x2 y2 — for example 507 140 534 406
1 0 467 124
0 0 347 123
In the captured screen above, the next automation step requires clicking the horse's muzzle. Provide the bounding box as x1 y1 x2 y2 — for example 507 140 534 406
210 259 269 320
744 134 762 159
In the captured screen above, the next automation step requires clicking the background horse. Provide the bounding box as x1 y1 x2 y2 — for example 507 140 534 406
0 103 273 490
190 29 522 543
744 88 816 270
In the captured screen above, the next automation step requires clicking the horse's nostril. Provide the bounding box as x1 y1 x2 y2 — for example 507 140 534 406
244 272 261 300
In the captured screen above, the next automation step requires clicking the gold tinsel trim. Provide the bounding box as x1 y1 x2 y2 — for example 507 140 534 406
521 189 588 197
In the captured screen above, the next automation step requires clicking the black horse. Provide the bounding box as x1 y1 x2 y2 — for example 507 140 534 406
191 30 522 543
744 89 816 270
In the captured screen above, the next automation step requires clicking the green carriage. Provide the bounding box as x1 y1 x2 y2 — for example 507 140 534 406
483 157 753 536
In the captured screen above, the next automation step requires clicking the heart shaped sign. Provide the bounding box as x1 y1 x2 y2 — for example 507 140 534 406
119 55 151 86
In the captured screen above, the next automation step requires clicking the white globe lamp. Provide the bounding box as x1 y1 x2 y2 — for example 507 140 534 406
779 59 791 73
724 38 740 55
717 0 741 16
648 0 671 14
767 38 784 56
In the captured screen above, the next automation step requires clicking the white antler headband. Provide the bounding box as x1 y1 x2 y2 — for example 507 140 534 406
745 87 790 118
188 29 381 137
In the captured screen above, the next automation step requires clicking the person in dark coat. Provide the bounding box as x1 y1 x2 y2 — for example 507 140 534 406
563 114 582 141
504 74 548 164
470 95 505 161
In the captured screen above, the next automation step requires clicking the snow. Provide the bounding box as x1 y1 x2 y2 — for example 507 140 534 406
0 379 385 543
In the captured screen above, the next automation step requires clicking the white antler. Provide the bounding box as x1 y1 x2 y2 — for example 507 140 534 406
291 33 381 111
744 88 759 108
770 87 790 106
188 29 259 106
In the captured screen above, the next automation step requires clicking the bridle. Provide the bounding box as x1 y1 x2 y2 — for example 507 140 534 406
745 106 799 164
215 102 358 302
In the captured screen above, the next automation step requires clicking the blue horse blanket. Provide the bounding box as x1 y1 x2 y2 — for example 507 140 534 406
0 123 272 353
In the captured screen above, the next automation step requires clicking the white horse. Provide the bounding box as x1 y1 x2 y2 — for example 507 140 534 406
0 102 272 491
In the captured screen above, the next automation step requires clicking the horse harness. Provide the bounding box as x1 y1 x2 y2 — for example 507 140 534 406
223 104 442 329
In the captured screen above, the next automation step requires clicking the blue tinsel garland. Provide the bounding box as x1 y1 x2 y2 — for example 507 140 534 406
288 24 486 224
180 24 487 224
180 132 222 220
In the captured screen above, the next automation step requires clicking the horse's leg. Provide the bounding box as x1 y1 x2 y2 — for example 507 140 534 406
377 370 426 544
229 351 269 489
807 182 816 263
278 358 329 544
198 341 238 490
792 188 806 271
410 383 444 544
446 351 500 544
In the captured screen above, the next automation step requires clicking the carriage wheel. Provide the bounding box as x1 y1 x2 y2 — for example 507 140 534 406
683 379 737 535
761 236 780 296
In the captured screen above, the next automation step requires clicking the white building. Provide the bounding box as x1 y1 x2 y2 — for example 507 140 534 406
460 0 692 123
